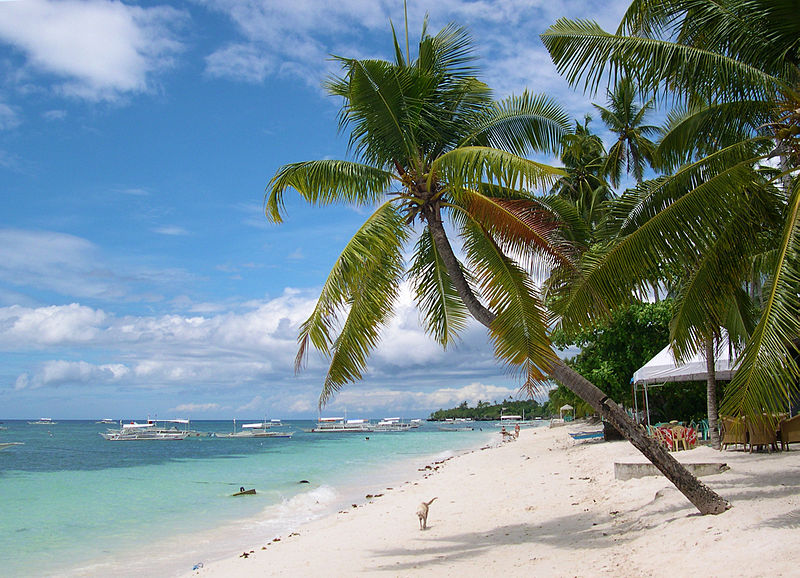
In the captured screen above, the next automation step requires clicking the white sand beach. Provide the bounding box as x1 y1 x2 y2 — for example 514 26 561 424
189 424 800 577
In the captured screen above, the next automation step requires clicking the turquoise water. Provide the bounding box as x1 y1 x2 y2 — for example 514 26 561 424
0 420 497 576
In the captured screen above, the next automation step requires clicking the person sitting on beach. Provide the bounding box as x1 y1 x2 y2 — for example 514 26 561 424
514 424 520 438
501 426 514 441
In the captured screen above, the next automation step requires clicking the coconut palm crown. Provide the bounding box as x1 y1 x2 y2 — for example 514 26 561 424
266 21 573 405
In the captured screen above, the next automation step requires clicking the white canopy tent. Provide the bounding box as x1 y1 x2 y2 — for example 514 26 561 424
559 404 574 418
632 336 737 426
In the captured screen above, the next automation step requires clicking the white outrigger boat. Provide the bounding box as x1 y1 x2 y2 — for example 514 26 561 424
309 417 374 433
28 417 57 425
215 419 293 438
101 419 190 441
372 417 420 432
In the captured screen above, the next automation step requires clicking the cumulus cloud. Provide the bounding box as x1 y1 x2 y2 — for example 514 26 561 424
15 360 128 389
1 283 516 414
0 0 187 101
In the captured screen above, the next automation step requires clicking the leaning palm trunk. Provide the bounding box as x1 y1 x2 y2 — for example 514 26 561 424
705 338 721 449
550 360 728 514
428 215 730 515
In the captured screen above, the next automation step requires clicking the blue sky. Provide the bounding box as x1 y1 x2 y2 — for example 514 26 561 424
0 0 629 420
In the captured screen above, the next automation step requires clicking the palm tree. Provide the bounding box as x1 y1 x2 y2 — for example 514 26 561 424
541 0 800 430
267 20 729 515
594 77 660 187
551 115 613 227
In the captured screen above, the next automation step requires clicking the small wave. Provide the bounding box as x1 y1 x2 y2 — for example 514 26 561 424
251 485 339 534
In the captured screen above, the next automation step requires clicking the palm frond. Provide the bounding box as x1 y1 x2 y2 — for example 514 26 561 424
459 191 576 276
554 140 766 332
266 160 395 223
326 57 424 167
408 226 470 347
669 182 778 358
291 202 409 406
459 91 571 156
540 18 785 102
433 146 564 197
461 220 557 393
721 176 800 425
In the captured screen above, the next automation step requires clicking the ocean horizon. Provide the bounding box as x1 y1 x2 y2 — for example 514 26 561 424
0 419 504 576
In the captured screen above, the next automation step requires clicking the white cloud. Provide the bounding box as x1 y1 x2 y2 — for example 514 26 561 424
197 0 630 103
15 359 128 389
0 0 187 101
1 284 512 414
153 225 189 236
169 402 221 413
0 102 21 129
42 109 66 121
0 228 194 303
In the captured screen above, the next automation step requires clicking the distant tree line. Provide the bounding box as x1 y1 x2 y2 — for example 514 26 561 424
428 398 551 421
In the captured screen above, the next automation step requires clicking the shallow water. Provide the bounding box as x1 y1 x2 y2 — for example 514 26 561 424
0 420 500 576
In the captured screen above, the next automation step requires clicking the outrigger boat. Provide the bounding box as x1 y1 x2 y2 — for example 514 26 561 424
28 417 57 425
215 419 293 438
309 417 374 433
372 417 419 432
100 419 190 441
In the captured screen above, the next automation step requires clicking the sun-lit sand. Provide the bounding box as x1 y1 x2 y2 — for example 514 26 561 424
188 423 800 577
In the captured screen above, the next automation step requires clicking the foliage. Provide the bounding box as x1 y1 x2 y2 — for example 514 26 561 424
541 0 800 424
550 300 674 406
428 398 549 421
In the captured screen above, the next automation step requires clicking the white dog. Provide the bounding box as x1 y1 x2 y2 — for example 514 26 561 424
417 497 437 530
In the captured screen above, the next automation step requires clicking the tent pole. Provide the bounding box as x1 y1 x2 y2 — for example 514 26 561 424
633 382 639 423
644 384 651 428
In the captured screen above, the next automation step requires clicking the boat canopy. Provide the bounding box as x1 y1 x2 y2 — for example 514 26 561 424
346 419 367 424
122 422 154 429
165 419 190 424
319 417 344 422
241 423 267 429
501 415 522 420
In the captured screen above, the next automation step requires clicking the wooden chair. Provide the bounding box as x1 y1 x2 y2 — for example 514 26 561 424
779 414 800 450
747 417 778 453
720 416 746 450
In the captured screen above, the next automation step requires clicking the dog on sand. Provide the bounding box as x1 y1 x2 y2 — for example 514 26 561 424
417 497 437 530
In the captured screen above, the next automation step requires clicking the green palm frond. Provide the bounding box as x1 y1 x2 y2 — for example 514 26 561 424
460 91 571 156
408 226 470 347
293 202 409 406
461 220 556 392
327 57 426 167
721 177 800 425
669 183 778 358
656 101 774 171
433 146 564 196
554 140 765 332
419 21 478 78
540 18 785 102
266 160 395 223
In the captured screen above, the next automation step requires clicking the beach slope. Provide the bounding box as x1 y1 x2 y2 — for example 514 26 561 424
190 424 800 577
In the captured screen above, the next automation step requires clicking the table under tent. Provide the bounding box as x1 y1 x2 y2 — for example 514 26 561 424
631 336 737 429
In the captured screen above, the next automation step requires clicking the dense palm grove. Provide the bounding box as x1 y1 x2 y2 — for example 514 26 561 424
265 1 800 515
